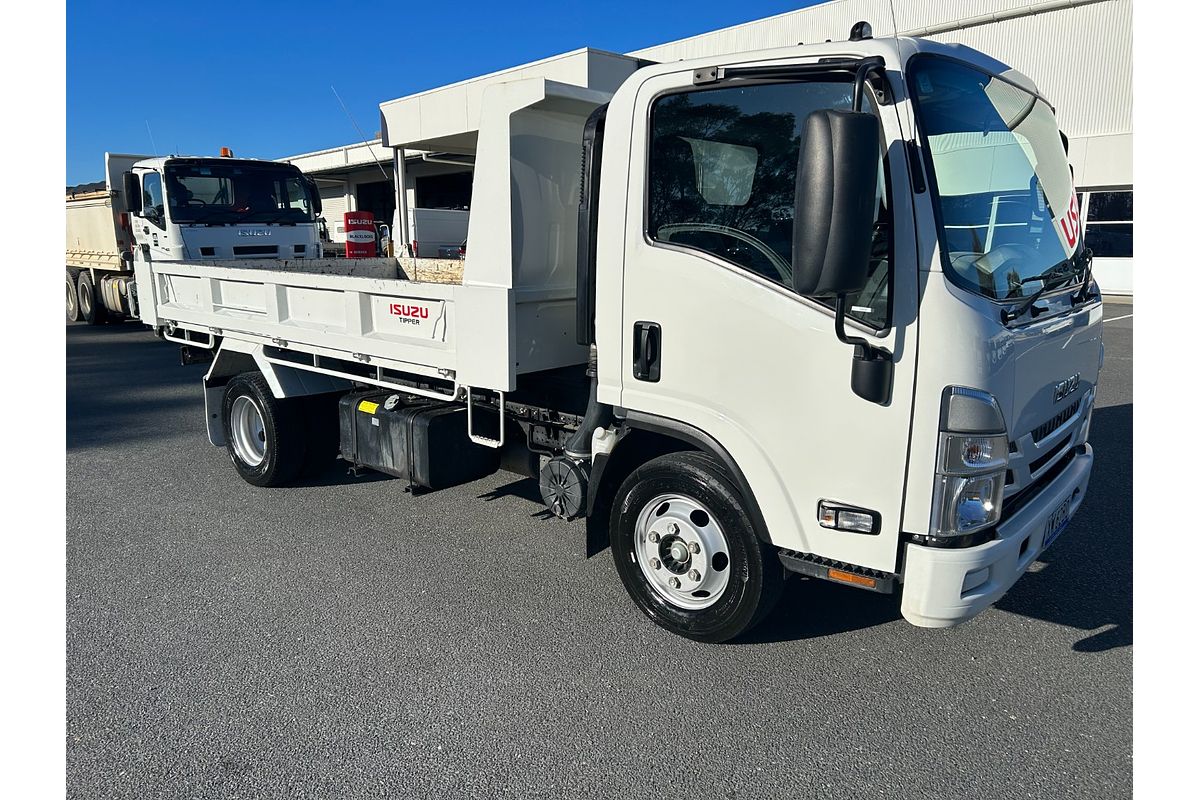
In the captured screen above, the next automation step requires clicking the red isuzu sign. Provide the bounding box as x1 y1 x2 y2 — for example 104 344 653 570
344 211 376 258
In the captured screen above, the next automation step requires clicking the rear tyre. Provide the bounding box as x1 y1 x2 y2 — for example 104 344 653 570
221 373 307 487
66 270 81 322
77 271 108 325
610 451 784 643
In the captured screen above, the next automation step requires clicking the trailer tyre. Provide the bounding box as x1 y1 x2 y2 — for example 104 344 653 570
76 271 107 325
610 451 783 643
66 270 81 322
221 373 307 487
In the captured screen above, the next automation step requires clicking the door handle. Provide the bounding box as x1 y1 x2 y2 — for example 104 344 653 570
633 321 661 382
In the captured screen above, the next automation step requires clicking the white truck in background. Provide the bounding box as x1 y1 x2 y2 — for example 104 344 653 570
129 31 1103 642
406 208 469 258
66 152 323 324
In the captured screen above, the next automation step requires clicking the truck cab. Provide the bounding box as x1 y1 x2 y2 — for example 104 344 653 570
586 35 1100 633
126 155 323 263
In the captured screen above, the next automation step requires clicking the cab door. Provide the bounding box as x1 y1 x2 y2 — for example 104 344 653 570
617 66 920 573
131 169 172 261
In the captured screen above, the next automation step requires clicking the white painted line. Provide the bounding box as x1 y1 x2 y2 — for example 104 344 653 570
1106 313 1133 322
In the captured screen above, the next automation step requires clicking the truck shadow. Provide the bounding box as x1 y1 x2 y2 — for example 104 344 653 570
66 322 207 452
745 403 1132 648
993 402 1132 652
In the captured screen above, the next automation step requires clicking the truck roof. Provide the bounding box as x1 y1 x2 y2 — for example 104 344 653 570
132 155 305 171
379 36 1038 153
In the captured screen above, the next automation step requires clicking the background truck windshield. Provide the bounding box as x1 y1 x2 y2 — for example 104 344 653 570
165 163 315 224
911 58 1079 301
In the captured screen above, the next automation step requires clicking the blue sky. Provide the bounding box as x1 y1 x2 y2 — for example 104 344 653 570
66 0 818 184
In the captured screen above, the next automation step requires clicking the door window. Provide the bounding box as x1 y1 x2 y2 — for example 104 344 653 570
647 79 892 328
141 172 166 229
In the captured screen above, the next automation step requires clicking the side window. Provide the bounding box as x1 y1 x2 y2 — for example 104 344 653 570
1082 189 1133 258
141 172 165 229
647 80 892 328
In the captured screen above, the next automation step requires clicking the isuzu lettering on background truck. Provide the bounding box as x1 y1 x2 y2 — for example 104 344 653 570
66 152 322 324
127 32 1103 642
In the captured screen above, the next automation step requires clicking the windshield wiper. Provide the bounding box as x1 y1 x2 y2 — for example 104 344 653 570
1000 249 1090 325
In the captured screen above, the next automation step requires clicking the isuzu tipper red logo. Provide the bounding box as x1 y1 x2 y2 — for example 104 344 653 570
389 303 429 325
1058 193 1081 249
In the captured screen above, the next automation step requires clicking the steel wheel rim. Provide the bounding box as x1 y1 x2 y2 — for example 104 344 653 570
230 395 267 467
634 493 731 610
78 280 91 316
66 278 78 318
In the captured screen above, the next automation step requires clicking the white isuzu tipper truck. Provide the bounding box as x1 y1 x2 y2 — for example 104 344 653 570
66 152 323 324
129 32 1103 642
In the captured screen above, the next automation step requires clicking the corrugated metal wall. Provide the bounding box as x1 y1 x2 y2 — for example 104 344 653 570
631 0 1130 139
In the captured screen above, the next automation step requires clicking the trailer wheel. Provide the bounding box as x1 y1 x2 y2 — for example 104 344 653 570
76 271 107 325
66 270 81 322
221 373 307 487
610 451 783 643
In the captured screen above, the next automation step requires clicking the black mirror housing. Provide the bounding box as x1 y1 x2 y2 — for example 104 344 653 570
791 109 880 297
305 177 322 216
122 171 142 214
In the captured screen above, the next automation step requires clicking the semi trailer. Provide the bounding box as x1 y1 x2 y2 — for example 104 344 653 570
66 151 323 324
129 32 1103 642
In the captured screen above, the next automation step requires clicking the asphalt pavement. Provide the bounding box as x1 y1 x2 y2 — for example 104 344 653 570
66 302 1133 799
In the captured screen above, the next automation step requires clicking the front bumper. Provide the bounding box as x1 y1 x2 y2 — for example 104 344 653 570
900 443 1093 628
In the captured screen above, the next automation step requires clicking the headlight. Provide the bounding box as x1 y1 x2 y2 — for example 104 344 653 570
932 472 1005 535
929 388 1009 538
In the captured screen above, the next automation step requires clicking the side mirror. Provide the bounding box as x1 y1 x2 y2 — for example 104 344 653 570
791 109 880 297
792 109 893 405
306 178 322 216
123 172 142 214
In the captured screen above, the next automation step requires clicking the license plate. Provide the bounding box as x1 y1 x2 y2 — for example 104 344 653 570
1042 497 1072 550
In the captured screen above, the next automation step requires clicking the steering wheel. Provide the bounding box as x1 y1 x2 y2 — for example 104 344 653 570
657 223 792 283
186 198 209 206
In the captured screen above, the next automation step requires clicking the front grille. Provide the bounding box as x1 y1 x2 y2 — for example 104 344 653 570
1000 447 1078 524
233 245 277 256
1029 436 1072 474
1031 398 1081 443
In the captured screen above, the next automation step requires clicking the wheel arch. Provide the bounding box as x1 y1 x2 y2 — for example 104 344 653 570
201 341 352 446
585 410 771 556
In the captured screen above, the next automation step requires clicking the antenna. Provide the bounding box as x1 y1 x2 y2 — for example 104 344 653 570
145 120 159 157
331 85 391 184
887 0 901 40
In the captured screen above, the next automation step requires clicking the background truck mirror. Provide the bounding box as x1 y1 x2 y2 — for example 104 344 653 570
790 109 880 297
306 178 322 216
123 171 142 214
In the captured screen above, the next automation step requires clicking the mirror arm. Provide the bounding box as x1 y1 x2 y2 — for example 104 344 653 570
833 294 890 361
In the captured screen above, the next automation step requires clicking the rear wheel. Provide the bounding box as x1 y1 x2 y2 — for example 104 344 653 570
221 373 307 487
610 451 784 643
66 270 81 322
77 271 107 325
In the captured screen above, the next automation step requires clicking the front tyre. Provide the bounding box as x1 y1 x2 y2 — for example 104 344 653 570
610 452 783 643
221 373 307 487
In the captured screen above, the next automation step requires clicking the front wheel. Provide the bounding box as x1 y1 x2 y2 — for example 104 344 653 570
221 373 307 487
610 451 784 643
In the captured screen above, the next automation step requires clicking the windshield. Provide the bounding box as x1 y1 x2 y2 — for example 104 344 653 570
911 57 1079 300
164 162 315 224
